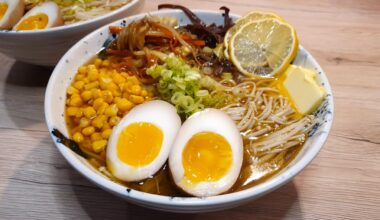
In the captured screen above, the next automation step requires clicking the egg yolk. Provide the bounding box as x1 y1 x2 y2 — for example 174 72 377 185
117 122 163 167
182 132 232 183
0 3 7 21
15 13 49 31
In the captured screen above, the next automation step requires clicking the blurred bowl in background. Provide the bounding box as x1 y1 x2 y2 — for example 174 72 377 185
0 0 142 66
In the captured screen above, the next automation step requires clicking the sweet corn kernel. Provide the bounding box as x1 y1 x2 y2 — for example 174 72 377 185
101 129 112 139
78 66 87 75
144 97 153 102
83 106 96 119
128 76 139 85
75 108 83 118
99 76 112 90
131 85 142 95
67 86 79 95
107 70 114 75
118 82 126 91
92 115 107 129
104 104 118 117
112 74 126 85
93 98 105 110
97 103 109 115
101 60 110 67
87 64 95 69
108 81 119 90
123 81 133 91
91 88 102 99
71 93 80 98
130 95 144 104
84 81 99 90
111 90 121 98
99 68 107 75
81 90 92 102
114 97 121 103
94 58 102 67
120 72 129 78
73 132 84 143
116 98 134 111
141 89 148 97
76 75 86 82
79 117 90 128
109 116 121 126
92 140 107 153
91 132 102 142
69 96 83 107
73 81 85 90
67 107 82 117
102 123 111 131
88 68 99 81
66 107 79 116
102 90 113 103
82 126 95 136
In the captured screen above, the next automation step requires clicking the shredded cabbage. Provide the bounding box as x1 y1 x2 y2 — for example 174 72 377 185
147 55 223 119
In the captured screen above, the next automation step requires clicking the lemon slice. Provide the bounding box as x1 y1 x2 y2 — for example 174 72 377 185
223 11 284 59
229 18 298 77
224 11 284 49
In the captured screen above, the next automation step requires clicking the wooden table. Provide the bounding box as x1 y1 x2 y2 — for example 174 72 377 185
1 0 379 219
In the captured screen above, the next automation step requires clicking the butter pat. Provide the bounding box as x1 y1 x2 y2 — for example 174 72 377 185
281 65 326 115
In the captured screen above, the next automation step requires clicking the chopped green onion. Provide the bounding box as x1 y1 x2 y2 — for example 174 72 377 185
147 55 223 119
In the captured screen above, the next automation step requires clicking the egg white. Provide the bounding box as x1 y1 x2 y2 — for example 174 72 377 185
0 0 24 29
169 108 243 197
107 100 181 182
13 1 63 31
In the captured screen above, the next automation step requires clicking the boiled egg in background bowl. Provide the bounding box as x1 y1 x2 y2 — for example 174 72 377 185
13 1 63 31
107 100 181 182
0 0 24 29
169 109 244 197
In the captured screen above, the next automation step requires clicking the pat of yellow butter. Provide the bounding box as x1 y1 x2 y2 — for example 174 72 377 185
281 65 326 115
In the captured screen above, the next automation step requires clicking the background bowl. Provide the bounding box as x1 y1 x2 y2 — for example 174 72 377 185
0 0 142 66
45 9 334 213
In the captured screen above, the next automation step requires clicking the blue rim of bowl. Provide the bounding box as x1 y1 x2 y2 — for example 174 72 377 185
0 0 140 35
45 9 334 207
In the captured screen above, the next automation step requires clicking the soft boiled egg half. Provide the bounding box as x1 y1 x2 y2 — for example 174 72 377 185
0 0 24 29
169 109 243 197
13 1 63 31
106 100 181 182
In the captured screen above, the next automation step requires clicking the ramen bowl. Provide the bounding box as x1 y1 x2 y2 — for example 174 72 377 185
45 9 334 213
0 0 142 66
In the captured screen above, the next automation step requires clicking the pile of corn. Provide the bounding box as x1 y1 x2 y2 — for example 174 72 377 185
65 58 154 154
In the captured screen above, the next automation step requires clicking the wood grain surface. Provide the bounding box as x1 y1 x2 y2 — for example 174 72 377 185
0 0 379 219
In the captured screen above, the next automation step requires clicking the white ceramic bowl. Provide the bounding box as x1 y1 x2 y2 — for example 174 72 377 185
0 0 142 66
45 9 334 213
